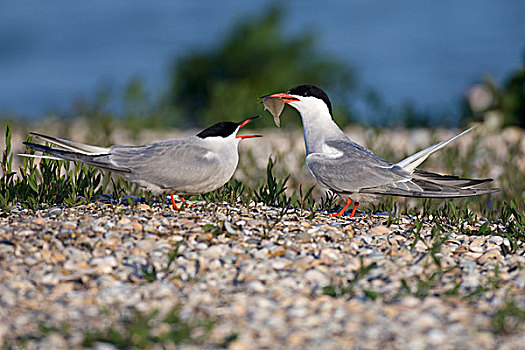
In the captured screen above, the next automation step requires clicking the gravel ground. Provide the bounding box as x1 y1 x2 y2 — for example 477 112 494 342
1 200 524 349
2 123 524 348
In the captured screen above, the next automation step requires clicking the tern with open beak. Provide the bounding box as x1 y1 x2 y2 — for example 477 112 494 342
261 85 498 217
21 116 261 210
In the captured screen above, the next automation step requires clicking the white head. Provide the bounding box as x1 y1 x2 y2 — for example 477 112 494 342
263 85 334 123
262 85 345 154
286 85 333 118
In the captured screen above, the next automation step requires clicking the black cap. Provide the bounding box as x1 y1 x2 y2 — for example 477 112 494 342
196 115 259 139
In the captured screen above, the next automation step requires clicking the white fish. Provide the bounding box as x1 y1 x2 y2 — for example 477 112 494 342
261 95 297 127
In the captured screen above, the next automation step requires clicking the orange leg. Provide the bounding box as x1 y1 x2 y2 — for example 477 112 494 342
330 198 353 217
330 199 359 217
348 202 359 218
170 194 185 211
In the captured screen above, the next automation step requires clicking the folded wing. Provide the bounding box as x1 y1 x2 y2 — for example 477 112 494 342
306 136 497 198
306 139 411 194
108 139 221 190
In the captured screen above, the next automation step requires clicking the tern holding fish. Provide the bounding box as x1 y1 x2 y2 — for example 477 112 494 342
21 116 261 210
261 85 498 217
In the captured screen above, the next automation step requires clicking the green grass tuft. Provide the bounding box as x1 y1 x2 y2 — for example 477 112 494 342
82 306 216 348
492 300 525 335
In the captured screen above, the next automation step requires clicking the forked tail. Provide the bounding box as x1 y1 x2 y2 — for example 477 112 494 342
19 133 129 173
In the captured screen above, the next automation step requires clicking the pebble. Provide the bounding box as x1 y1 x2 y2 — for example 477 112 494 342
304 269 330 287
135 240 155 253
15 229 36 237
369 225 390 236
477 249 502 264
201 245 225 259
0 244 15 255
488 236 504 245
32 217 46 225
469 236 487 253
91 256 118 273
48 207 63 216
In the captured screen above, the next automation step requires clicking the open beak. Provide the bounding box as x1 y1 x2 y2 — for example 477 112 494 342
259 92 300 103
236 115 263 139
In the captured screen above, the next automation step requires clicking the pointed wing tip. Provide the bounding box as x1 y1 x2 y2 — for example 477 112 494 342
28 131 48 138
17 153 63 161
461 124 478 135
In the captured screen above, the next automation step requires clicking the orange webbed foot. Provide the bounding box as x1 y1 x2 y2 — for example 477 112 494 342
170 194 185 211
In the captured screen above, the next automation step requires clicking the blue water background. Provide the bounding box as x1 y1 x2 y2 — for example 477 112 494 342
1 0 524 123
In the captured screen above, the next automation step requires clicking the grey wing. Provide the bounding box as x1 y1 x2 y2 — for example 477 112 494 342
359 169 498 198
109 139 220 190
306 139 411 194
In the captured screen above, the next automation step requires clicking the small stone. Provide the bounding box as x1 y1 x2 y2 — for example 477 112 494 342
32 217 46 225
401 296 420 307
229 340 251 350
143 224 157 233
0 244 15 255
270 259 287 270
412 314 438 330
135 240 155 253
464 252 483 259
192 242 207 250
469 236 486 253
137 203 150 210
288 332 306 346
247 280 265 293
413 240 427 252
224 221 239 234
201 245 224 259
296 232 312 242
41 273 60 285
15 229 36 237
304 269 330 287
40 334 67 349
477 249 502 264
131 222 142 231
118 217 131 225
61 221 76 229
369 225 390 236
488 236 504 245
91 256 118 273
48 207 63 215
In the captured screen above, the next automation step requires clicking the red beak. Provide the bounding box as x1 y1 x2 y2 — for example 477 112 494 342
236 134 262 139
236 115 262 139
260 92 300 103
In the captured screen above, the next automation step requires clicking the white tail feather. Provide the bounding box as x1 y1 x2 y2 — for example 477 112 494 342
17 154 63 161
395 126 476 173
30 133 109 155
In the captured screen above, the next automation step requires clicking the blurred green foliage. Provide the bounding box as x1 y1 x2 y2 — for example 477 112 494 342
2 8 523 130
23 5 356 133
66 79 177 144
82 306 216 348
168 5 356 128
463 52 525 128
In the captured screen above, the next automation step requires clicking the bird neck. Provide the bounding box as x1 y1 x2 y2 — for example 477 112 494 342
201 134 239 154
298 107 345 154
